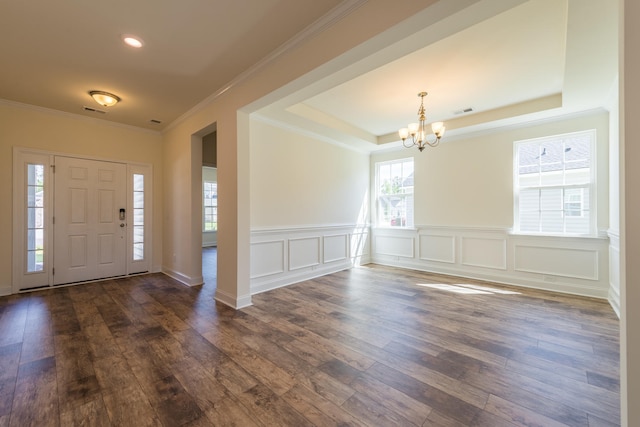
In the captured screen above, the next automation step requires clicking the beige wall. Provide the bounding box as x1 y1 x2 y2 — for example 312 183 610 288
250 119 369 228
0 102 163 293
372 112 610 230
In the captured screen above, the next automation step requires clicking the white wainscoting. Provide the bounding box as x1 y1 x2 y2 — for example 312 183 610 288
371 226 610 299
250 225 370 294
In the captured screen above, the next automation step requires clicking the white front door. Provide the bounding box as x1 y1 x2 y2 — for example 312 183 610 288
53 156 127 285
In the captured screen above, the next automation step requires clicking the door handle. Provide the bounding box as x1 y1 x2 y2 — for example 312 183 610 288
120 223 125 228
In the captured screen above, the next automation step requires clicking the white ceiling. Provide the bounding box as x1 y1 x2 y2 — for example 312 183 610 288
303 0 567 136
0 0 617 142
256 0 618 151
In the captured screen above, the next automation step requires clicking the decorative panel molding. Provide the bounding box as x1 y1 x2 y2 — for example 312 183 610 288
461 237 507 270
250 240 285 279
514 245 598 280
250 224 370 295
252 224 611 301
289 237 321 271
371 225 610 299
419 234 455 263
374 235 414 258
324 234 348 263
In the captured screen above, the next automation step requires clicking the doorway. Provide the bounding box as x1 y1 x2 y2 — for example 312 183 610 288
202 130 217 288
12 149 152 292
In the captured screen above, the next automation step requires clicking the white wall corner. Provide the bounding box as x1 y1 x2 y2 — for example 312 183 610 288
608 285 620 318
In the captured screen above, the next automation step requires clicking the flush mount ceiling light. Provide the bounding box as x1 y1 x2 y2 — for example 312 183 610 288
122 34 144 48
89 90 121 107
398 91 445 152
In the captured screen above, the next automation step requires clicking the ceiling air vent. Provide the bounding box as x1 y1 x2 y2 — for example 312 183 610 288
83 106 107 114
453 107 474 115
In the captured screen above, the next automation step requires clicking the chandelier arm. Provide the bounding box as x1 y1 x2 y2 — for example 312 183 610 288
425 137 440 147
402 137 416 149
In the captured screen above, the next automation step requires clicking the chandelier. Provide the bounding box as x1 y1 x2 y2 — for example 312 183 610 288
398 91 445 151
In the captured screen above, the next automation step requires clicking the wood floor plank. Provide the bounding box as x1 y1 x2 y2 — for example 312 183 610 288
202 327 297 396
11 357 59 427
282 383 368 427
235 383 312 426
0 263 620 426
364 361 482 425
462 365 592 426
101 384 161 427
350 371 432 426
341 391 416 426
201 394 260 427
59 398 111 427
293 368 356 406
483 393 570 427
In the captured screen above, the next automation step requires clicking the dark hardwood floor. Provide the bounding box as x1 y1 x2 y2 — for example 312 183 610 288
0 264 620 426
202 247 217 287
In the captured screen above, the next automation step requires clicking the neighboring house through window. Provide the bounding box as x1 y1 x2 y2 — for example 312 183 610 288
514 129 596 235
375 158 414 228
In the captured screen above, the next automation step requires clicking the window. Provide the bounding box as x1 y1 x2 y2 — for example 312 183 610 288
376 158 414 227
203 181 217 231
127 164 151 275
132 173 145 261
514 130 595 235
27 164 45 272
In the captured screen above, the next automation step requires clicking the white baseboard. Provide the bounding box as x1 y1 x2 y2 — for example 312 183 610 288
162 267 204 287
372 257 608 299
215 288 252 309
252 260 353 295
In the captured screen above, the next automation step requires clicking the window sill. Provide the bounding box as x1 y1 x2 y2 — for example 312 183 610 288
373 226 417 231
508 231 608 241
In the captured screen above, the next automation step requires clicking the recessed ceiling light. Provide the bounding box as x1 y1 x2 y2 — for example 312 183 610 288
122 35 144 48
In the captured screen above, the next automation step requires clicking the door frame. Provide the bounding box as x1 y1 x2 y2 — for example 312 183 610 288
12 147 153 293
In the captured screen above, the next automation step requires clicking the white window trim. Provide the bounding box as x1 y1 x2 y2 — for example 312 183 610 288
203 180 217 232
128 164 153 275
513 129 597 237
12 149 53 292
